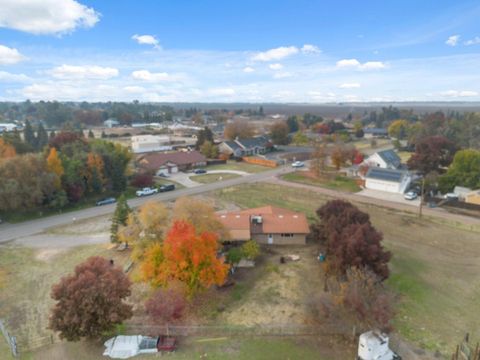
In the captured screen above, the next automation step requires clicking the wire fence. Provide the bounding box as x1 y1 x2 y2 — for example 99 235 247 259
0 319 18 357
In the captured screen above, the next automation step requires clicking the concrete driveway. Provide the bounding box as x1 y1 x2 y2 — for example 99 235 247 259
353 188 420 206
168 172 202 187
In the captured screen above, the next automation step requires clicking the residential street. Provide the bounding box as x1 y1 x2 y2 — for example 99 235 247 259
0 166 293 244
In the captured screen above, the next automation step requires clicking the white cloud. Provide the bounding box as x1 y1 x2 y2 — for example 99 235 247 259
336 58 387 70
301 44 320 54
131 70 179 82
440 90 478 97
251 46 299 61
208 88 236 96
0 71 31 82
243 66 255 73
464 36 480 46
0 0 100 35
0 45 26 65
49 65 119 80
123 86 146 93
131 34 161 49
273 72 293 79
339 83 361 89
269 63 283 70
446 35 460 46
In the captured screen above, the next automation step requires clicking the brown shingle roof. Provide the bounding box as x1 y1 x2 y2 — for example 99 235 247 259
138 151 206 170
217 206 310 240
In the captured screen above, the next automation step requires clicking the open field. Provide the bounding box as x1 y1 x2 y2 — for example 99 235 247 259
191 173 241 184
282 171 361 193
206 161 272 173
213 183 480 354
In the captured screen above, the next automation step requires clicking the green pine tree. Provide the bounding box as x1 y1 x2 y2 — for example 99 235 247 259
88 130 95 139
36 123 49 151
110 194 131 243
23 120 36 151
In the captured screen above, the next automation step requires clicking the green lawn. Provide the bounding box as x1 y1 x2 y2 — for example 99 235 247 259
282 171 361 193
191 173 241 184
31 337 333 360
206 161 271 173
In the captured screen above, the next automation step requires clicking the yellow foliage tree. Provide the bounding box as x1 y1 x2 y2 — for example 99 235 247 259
387 119 410 140
0 138 16 160
46 147 64 189
172 196 230 240
86 152 105 192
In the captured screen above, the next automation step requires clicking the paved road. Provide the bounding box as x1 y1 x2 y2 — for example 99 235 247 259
0 166 293 244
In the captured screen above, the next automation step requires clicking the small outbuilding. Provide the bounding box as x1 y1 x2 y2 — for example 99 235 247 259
364 168 412 194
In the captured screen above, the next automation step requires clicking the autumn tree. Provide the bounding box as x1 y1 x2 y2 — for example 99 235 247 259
242 240 260 260
407 135 457 174
172 196 230 240
224 119 255 140
145 284 187 324
46 147 64 189
130 172 154 188
200 141 219 159
86 152 105 193
269 120 289 145
0 138 16 160
331 143 356 170
195 127 214 149
387 119 410 140
439 149 480 192
110 194 131 243
141 221 229 296
310 142 329 177
292 132 309 146
314 267 394 335
49 256 132 341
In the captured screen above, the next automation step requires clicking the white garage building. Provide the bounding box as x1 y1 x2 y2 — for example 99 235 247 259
364 168 412 194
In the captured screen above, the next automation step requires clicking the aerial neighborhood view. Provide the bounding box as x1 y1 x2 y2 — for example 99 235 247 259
1 1 480 359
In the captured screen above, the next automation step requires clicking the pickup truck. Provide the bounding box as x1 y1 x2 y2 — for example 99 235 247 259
136 187 158 197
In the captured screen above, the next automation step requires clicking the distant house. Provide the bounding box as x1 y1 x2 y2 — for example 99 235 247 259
364 168 412 194
219 135 273 157
465 190 480 205
131 135 172 154
104 119 120 128
364 149 401 169
363 128 388 138
137 150 207 176
217 206 310 245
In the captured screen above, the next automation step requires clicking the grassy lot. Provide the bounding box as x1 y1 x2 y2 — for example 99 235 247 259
397 151 412 163
191 173 241 184
213 183 480 354
282 171 360 193
352 138 392 151
32 336 339 360
206 161 272 173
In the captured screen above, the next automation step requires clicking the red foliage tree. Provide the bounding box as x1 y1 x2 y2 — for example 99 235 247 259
352 151 364 165
131 173 154 188
145 285 187 324
49 256 132 341
49 131 85 150
407 135 457 174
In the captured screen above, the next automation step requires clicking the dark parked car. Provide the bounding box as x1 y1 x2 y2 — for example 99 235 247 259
193 168 207 174
159 184 175 192
96 197 116 206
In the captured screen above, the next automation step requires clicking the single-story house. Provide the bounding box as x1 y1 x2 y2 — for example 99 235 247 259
217 205 310 245
453 186 472 201
137 150 207 176
364 167 412 194
219 135 273 157
131 135 172 154
104 119 120 128
364 149 401 169
363 128 388 138
465 190 480 205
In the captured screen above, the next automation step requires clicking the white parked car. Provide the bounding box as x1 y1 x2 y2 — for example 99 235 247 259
357 331 401 360
404 191 418 200
135 187 158 197
291 161 305 168
444 192 458 200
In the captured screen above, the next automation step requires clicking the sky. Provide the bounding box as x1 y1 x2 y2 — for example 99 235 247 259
0 0 480 103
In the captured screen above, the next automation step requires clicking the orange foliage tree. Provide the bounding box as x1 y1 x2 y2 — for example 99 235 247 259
86 152 105 192
0 138 16 160
141 220 229 296
46 147 64 189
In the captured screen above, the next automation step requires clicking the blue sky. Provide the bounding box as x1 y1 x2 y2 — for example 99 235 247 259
1 0 480 102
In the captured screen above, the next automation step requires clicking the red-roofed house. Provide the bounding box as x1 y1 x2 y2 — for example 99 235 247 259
217 206 310 245
137 150 207 176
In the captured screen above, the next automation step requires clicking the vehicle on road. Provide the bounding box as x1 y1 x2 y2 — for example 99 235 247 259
291 161 305 168
159 184 175 192
404 191 418 200
96 197 116 206
193 168 207 174
444 192 458 200
136 187 159 197
158 172 170 178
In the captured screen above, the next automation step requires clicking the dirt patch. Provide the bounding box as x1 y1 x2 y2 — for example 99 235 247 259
47 214 111 235
35 249 67 262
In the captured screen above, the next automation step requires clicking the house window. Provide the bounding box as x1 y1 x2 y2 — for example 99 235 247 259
280 233 294 237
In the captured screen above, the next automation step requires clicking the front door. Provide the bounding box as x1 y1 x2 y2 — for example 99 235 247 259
268 234 273 244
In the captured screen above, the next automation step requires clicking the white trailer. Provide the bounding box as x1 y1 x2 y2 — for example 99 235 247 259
357 331 401 360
